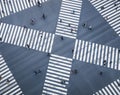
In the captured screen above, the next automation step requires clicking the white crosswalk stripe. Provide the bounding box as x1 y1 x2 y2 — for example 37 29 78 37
42 54 72 95
0 54 24 95
0 0 48 19
0 23 55 53
89 0 120 36
55 0 82 39
73 39 120 70
93 79 120 95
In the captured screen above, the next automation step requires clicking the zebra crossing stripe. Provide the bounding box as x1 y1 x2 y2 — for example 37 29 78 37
55 0 82 39
0 23 55 53
87 42 91 63
0 0 48 19
89 0 120 36
0 54 24 95
42 54 72 95
93 79 120 95
73 39 120 70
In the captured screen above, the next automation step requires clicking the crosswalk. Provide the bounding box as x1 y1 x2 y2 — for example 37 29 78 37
0 54 24 95
0 0 48 19
89 0 120 36
42 54 72 95
73 39 120 70
93 79 120 95
0 23 55 53
55 0 82 39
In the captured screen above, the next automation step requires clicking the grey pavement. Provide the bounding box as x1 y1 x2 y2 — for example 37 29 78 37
1 0 62 34
0 0 120 95
68 60 120 95
77 0 119 48
0 43 49 95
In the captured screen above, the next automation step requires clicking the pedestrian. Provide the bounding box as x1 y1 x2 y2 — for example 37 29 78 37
101 6 104 10
72 49 74 53
0 37 2 41
23 25 27 29
61 36 63 40
71 28 73 33
9 0 11 4
61 80 66 84
37 1 41 7
26 44 30 49
42 14 46 20
2 10 4 14
38 69 41 73
114 3 117 6
3 0 5 4
47 53 51 56
110 61 112 64
40 35 42 38
105 16 108 20
103 60 106 66
115 7 118 10
34 70 38 75
59 19 62 22
68 23 70 27
74 69 78 74
82 23 86 28
99 71 103 75
119 49 120 52
72 10 75 14
118 82 120 86
30 18 36 25
71 69 78 74
6 79 10 84
88 25 92 30
0 75 2 80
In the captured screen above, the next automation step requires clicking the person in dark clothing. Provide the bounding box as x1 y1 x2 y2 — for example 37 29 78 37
61 80 66 84
88 25 92 30
6 79 10 84
37 1 41 7
82 23 86 28
0 37 2 41
34 70 38 75
30 19 35 25
59 19 62 22
103 60 106 66
118 49 120 52
0 75 2 80
61 36 63 40
47 53 51 56
68 23 70 27
26 44 30 49
72 49 74 53
42 14 46 20
71 69 78 74
23 25 27 29
99 71 103 75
